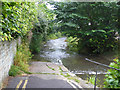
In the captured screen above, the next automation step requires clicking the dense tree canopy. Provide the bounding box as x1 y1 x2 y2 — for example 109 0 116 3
1 1 120 54
49 2 120 54
30 2 55 53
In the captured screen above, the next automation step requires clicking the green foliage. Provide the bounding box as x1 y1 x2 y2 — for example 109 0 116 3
78 30 117 54
30 32 43 54
14 42 32 73
104 58 120 88
30 31 62 54
36 2 55 37
9 42 32 77
47 33 58 40
55 31 62 38
9 65 22 77
46 64 55 71
1 2 38 41
47 32 62 40
30 2 55 54
87 75 100 86
61 72 80 83
50 2 119 54
66 36 79 52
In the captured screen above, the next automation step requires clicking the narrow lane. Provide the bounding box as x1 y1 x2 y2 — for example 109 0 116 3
5 62 83 89
5 75 81 89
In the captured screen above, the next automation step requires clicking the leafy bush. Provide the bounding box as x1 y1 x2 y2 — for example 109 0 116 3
1 2 38 41
78 30 117 54
47 32 62 40
30 33 43 54
9 42 32 76
104 58 120 88
9 65 22 77
29 2 55 54
66 36 79 52
47 33 58 40
14 42 32 73
55 31 62 38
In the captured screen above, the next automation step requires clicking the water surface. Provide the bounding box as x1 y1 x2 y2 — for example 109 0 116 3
33 37 115 85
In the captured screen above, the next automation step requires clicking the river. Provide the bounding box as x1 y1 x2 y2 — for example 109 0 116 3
33 37 115 86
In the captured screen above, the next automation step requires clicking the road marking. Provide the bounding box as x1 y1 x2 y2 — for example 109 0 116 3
70 80 82 88
22 80 28 89
67 80 79 90
16 80 23 90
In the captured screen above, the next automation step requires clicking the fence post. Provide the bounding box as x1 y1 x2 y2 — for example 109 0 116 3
94 68 98 90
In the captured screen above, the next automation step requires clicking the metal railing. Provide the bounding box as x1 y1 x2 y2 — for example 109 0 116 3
85 58 120 90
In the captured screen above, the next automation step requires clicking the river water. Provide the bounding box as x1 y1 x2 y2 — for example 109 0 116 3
33 37 115 86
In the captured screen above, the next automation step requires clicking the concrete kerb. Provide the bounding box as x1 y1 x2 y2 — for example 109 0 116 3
29 61 94 88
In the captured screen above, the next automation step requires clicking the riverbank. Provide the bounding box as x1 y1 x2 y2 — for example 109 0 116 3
29 61 94 88
4 37 116 89
31 37 117 88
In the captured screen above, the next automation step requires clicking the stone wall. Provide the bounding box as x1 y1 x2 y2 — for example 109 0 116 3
0 39 17 88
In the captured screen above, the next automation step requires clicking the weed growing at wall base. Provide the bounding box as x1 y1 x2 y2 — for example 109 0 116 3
9 42 32 76
9 65 22 77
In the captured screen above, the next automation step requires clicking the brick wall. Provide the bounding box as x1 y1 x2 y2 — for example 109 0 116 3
0 39 18 88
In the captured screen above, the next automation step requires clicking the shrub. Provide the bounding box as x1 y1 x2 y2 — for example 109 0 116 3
66 36 79 52
47 33 58 40
9 65 22 77
47 32 62 40
104 58 120 88
30 33 43 54
14 43 32 71
55 31 62 38
9 42 32 76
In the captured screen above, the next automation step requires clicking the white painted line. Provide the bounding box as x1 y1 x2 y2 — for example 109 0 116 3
67 80 79 90
70 80 82 88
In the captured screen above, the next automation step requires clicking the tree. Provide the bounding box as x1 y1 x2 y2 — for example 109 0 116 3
50 2 119 54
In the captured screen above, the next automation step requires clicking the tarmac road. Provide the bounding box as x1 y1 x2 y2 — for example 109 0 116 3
3 62 83 90
5 75 81 90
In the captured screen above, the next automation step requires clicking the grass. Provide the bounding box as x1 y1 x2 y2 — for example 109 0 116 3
59 67 80 83
86 75 100 86
61 73 80 83
33 72 59 75
46 64 55 71
9 42 32 76
68 77 80 83
9 65 22 77
59 66 63 72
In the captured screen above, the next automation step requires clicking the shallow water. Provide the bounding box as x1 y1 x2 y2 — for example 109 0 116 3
37 37 69 64
33 37 115 85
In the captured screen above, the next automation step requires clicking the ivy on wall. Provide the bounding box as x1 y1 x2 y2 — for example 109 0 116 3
0 2 38 41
